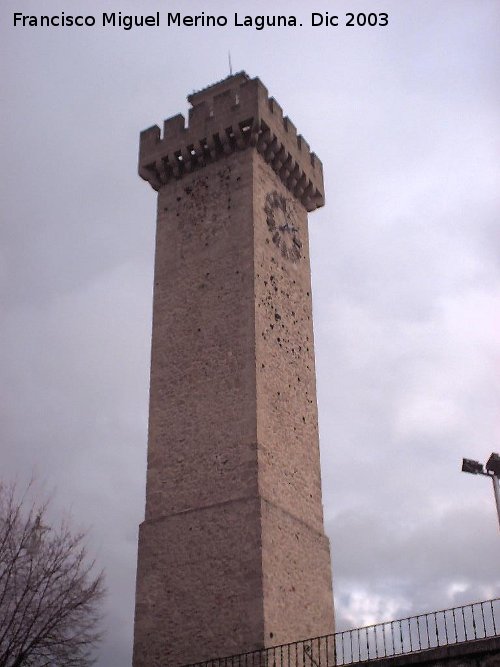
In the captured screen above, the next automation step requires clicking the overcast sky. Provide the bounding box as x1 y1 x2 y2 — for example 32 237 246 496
1 0 499 664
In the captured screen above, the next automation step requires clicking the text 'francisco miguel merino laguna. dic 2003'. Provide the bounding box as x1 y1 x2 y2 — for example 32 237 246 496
12 11 389 30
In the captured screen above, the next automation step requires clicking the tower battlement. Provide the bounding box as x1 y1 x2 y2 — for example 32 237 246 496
139 72 324 211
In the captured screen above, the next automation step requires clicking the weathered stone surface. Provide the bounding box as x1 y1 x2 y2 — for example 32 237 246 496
133 73 334 667
138 72 324 211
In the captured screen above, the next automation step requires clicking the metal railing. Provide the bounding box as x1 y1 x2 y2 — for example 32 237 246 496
186 598 499 666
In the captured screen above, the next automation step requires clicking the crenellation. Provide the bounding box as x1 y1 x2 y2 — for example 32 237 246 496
139 125 161 153
268 97 283 121
297 134 310 154
188 103 212 133
164 113 186 138
138 72 324 210
310 152 321 171
283 116 297 142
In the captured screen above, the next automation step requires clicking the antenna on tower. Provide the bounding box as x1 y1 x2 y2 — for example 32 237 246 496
228 51 233 76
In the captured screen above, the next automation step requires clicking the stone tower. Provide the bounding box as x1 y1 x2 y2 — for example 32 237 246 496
133 72 334 667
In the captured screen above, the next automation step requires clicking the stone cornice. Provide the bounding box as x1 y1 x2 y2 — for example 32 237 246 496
139 73 324 212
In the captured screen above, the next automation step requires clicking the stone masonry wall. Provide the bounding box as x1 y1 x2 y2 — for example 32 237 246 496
145 153 258 520
133 498 265 666
133 73 334 667
254 155 325 533
134 151 265 667
253 154 334 645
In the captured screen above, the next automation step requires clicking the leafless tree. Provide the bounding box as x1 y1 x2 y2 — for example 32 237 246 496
0 481 105 667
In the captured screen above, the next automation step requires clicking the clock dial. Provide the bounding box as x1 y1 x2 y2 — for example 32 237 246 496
264 191 302 262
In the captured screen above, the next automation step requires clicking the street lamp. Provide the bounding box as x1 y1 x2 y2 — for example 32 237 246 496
462 452 500 530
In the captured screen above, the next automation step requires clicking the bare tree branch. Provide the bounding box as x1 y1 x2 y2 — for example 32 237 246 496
0 481 105 667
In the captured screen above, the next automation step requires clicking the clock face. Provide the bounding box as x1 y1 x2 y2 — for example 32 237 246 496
264 191 302 262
